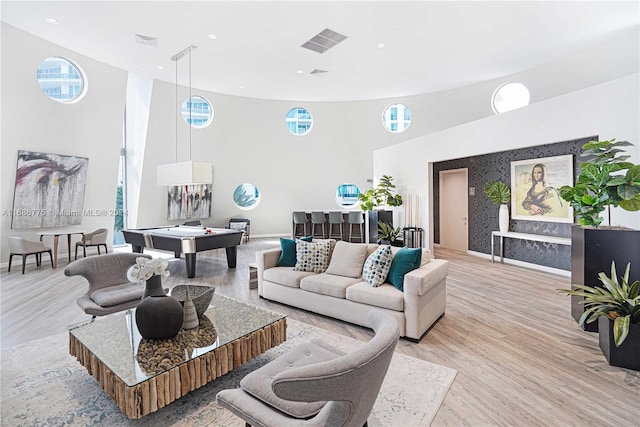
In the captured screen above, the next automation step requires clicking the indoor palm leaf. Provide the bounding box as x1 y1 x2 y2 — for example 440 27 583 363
558 261 640 346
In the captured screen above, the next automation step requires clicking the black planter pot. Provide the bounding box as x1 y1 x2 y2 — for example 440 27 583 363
598 317 640 371
570 226 640 332
135 294 184 340
368 210 393 244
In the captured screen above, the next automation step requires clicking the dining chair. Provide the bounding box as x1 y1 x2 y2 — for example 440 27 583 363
7 236 54 274
75 228 108 260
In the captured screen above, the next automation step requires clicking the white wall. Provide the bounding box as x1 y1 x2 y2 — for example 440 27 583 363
374 74 640 250
1 23 127 261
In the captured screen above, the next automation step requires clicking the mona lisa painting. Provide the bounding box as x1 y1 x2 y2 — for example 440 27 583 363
510 154 573 223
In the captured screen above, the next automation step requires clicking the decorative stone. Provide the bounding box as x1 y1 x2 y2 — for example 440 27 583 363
135 294 183 340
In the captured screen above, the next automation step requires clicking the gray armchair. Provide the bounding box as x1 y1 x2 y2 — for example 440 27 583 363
216 310 400 427
75 228 108 260
64 252 151 318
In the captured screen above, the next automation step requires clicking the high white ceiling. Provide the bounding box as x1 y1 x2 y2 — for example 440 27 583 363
2 1 639 102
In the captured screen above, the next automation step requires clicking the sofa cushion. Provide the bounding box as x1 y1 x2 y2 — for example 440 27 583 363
300 273 361 299
294 240 331 273
277 236 313 267
264 267 315 288
90 283 144 307
325 241 369 278
346 282 404 312
362 245 393 287
387 247 422 291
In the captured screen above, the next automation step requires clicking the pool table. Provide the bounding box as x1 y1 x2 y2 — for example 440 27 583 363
122 226 244 278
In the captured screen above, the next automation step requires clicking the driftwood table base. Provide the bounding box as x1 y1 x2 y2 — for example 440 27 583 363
69 318 286 419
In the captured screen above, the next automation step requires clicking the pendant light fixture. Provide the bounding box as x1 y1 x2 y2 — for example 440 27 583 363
157 45 212 186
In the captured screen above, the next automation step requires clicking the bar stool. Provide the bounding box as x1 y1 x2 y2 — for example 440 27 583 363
348 211 365 243
328 212 345 240
310 212 327 238
292 212 309 238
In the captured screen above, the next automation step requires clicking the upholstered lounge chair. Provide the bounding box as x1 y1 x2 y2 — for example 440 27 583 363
216 310 400 427
64 252 151 318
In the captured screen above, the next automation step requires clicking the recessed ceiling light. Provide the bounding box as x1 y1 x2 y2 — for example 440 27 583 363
208 34 217 40
157 65 165 70
296 70 303 74
45 18 58 24
239 85 245 89
377 43 386 49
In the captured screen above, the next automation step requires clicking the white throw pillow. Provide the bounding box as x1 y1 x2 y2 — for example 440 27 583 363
325 241 369 278
293 240 331 273
362 245 393 287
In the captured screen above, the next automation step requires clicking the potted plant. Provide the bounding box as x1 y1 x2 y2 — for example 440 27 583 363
358 175 403 243
376 221 403 246
358 174 403 212
483 180 511 233
558 138 640 331
558 261 640 370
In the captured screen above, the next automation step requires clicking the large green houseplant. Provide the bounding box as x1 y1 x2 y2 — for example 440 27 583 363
558 138 640 333
559 139 640 227
358 175 403 212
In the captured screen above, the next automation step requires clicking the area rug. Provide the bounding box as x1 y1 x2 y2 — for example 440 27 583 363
1 319 457 426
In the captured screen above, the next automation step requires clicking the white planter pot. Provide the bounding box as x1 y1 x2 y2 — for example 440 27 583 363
499 204 509 233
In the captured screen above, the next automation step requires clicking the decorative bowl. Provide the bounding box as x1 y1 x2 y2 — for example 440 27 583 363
171 285 215 318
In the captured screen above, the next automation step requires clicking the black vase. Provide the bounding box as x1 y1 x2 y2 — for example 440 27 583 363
143 275 166 299
135 294 184 340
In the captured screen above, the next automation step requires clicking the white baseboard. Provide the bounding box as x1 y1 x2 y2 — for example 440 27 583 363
467 250 571 277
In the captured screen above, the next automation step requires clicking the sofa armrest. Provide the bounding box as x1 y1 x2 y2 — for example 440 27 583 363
256 248 282 295
403 259 449 297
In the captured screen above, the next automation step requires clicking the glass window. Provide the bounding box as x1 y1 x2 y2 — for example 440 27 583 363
382 103 411 133
233 183 261 210
492 82 530 114
335 183 361 207
36 56 86 103
181 96 213 128
285 107 313 135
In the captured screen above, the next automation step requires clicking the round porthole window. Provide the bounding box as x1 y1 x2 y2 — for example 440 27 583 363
181 96 213 128
285 107 313 135
36 56 87 103
233 183 261 210
382 103 412 133
335 183 361 207
491 82 530 114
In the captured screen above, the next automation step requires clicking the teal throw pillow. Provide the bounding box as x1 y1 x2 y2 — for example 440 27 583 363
387 247 422 291
277 236 313 267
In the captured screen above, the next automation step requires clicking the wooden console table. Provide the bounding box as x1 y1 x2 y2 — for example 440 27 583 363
491 231 571 264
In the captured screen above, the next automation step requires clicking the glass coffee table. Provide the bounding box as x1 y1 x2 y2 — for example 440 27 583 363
68 294 287 419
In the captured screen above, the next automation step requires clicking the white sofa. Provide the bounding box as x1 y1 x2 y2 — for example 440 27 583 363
256 240 448 341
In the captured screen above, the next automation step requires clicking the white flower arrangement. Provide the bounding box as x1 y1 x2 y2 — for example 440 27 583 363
127 257 170 282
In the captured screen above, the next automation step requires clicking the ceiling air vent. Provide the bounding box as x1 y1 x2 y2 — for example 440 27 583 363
309 69 328 75
135 34 159 47
301 28 348 54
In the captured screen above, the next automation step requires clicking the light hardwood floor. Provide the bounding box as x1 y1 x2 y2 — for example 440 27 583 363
1 239 638 426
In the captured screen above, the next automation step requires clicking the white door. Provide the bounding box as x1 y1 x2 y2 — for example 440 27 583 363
440 169 469 251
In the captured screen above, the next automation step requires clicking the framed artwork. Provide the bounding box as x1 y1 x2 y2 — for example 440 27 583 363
11 150 89 229
167 184 212 220
510 154 574 223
